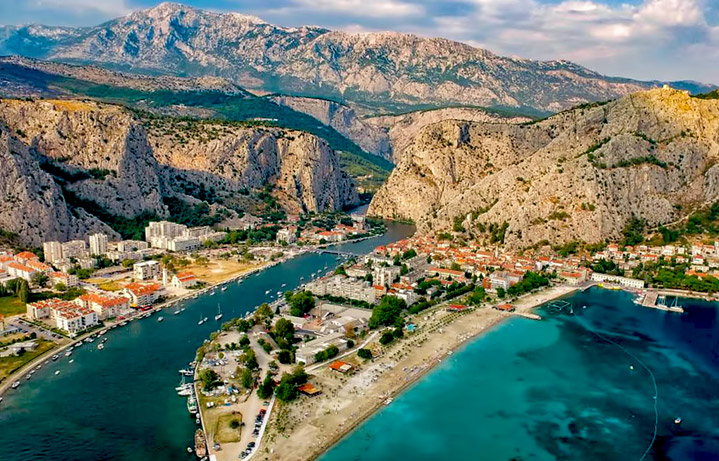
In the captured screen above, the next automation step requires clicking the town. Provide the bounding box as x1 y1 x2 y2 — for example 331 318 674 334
0 212 380 388
188 231 719 460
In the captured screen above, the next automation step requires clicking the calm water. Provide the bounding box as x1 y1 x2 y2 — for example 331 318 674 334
322 288 719 461
0 222 414 461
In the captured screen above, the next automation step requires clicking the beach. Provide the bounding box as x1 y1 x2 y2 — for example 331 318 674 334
256 285 579 461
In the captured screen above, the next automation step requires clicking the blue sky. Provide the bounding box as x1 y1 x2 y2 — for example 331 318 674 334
1 0 717 83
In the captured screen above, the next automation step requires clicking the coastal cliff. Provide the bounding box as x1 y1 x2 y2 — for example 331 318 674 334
369 89 719 248
0 99 357 245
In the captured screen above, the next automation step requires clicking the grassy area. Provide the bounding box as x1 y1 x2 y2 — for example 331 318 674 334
215 412 243 444
0 295 25 316
0 339 56 383
96 281 123 292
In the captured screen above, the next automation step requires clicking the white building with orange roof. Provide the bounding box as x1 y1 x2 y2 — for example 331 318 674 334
123 283 163 306
75 293 130 320
25 260 52 273
172 271 198 289
6 262 37 281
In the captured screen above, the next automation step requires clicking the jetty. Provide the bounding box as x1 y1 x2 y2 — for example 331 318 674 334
640 290 684 313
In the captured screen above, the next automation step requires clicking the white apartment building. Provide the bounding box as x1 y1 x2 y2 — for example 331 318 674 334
276 228 297 244
62 240 88 260
89 233 109 256
116 240 149 252
145 221 187 241
590 272 645 289
133 260 160 281
43 241 63 264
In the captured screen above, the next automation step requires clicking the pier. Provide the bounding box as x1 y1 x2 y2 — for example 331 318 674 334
640 290 684 313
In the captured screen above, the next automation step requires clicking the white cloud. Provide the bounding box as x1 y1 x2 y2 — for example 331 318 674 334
27 0 131 17
282 0 424 18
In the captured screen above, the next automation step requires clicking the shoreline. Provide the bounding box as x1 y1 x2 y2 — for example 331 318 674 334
257 284 579 461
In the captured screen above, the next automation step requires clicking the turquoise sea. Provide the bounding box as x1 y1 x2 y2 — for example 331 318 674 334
321 288 719 461
0 222 414 461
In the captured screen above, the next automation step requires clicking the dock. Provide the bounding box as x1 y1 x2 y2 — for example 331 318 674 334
639 290 684 313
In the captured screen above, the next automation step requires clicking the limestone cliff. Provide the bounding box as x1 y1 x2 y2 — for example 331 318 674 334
365 108 531 163
369 89 719 248
270 95 392 160
0 99 357 245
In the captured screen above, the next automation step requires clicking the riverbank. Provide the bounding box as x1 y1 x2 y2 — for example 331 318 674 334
255 284 578 461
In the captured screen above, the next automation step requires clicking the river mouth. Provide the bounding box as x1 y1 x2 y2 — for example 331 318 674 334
320 287 719 461
0 222 414 461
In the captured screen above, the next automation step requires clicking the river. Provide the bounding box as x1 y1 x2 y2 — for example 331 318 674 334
0 222 414 461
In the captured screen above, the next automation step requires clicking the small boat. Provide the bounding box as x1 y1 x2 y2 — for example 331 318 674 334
221 286 227 292
12 381 20 389
54 371 60 376
157 316 164 322
186 447 193 454
69 359 74 363
51 355 59 361
177 388 192 396
187 396 198 415
281 283 287 287
179 369 194 376
203 317 208 323
0 397 3 403
26 374 31 380
214 304 223 321
265 290 271 295
97 344 104 350
674 417 682 425
173 309 181 315
198 316 205 325
65 351 72 357
194 429 207 457
209 291 215 296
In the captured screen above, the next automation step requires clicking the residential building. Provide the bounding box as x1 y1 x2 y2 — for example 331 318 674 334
276 228 297 244
26 298 98 334
172 271 198 289
124 283 163 306
49 271 79 288
145 221 187 241
116 240 149 252
89 233 109 256
75 293 129 320
43 241 63 264
134 260 160 281
6 262 36 281
62 240 88 260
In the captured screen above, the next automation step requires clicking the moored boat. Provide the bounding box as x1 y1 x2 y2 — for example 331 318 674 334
194 429 207 458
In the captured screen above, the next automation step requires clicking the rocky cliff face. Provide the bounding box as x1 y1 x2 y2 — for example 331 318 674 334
270 95 392 160
1 3 713 113
365 108 531 163
369 89 719 248
0 98 357 245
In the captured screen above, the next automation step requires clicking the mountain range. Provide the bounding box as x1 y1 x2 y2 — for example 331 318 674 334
1 2 714 114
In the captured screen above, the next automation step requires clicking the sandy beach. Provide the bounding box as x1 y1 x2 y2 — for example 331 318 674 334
254 285 579 461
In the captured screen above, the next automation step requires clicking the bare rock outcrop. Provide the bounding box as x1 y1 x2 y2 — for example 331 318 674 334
369 89 719 248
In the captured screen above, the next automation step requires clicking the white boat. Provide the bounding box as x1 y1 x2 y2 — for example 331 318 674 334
214 303 223 321
177 388 192 396
180 308 186 312
179 369 193 376
209 291 215 296
11 381 19 389
173 309 181 315
221 286 227 292
674 417 682 425
157 316 164 322
69 359 74 363
203 317 208 323
265 290 271 295
54 371 60 376
281 283 287 287
65 351 72 357
97 344 104 350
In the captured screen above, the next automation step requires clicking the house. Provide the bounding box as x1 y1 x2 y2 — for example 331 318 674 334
329 361 354 373
172 271 198 289
124 283 163 306
496 303 515 312
15 251 39 264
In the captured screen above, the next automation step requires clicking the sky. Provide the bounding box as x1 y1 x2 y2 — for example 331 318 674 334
0 0 717 83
